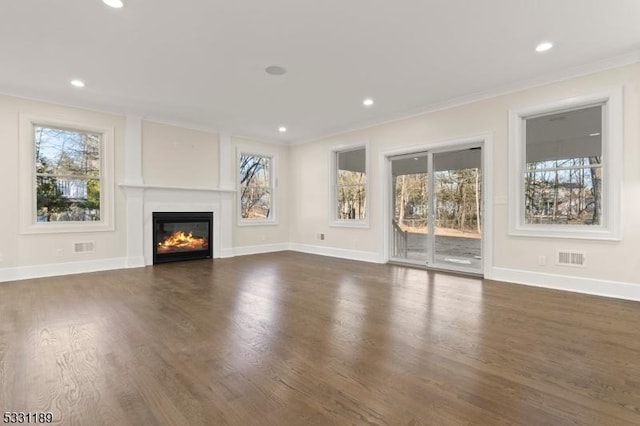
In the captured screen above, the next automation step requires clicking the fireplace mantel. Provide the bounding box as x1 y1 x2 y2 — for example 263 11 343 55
119 182 235 266
118 183 237 193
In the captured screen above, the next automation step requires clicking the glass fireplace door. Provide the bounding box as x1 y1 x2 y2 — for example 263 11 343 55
152 212 213 264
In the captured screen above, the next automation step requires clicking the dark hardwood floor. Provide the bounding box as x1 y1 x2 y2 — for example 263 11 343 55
1 251 640 425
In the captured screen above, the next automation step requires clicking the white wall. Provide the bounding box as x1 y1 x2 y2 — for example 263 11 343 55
0 94 127 273
142 120 219 188
289 64 640 288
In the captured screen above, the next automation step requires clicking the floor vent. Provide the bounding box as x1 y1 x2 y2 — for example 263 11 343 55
557 250 585 267
73 241 95 254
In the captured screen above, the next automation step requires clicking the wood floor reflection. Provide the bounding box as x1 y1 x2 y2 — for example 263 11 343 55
1 251 640 425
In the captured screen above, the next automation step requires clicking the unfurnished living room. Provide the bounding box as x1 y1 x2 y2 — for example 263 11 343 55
1 1 640 425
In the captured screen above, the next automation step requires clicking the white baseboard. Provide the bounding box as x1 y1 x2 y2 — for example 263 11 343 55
226 243 290 257
220 248 235 258
126 256 146 268
487 267 640 302
289 243 384 264
0 257 131 283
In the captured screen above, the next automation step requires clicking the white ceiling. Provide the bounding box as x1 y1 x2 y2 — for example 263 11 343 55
1 0 639 143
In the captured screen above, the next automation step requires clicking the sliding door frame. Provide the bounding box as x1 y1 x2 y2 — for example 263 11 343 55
379 133 493 276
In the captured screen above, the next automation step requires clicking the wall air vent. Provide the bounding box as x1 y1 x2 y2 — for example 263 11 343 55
556 250 585 267
73 241 95 254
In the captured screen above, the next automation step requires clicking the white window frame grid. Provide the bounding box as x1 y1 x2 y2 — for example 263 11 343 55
19 114 115 234
330 142 370 228
508 88 623 240
237 149 277 226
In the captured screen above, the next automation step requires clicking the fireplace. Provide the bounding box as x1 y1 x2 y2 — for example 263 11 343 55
152 212 213 264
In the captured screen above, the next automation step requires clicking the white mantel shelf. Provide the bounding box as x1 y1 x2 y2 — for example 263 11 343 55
118 183 237 193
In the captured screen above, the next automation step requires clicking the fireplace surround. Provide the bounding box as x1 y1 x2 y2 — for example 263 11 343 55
152 212 213 264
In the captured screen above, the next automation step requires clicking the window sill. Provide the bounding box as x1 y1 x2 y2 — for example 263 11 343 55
21 221 114 235
509 225 621 241
237 219 279 227
329 220 370 229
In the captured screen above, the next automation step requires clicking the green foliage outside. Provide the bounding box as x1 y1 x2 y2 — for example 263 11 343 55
34 126 101 222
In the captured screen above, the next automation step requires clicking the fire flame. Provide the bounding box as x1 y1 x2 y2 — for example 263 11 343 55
157 231 208 253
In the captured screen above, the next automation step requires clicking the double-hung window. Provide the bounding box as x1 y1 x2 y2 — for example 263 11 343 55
238 152 275 224
508 89 622 239
332 145 368 226
19 116 114 233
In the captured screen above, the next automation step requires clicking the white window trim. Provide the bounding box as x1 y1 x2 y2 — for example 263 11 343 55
330 141 370 228
508 88 623 240
237 149 278 226
19 114 115 234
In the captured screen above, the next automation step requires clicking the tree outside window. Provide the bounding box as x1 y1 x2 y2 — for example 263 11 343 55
34 125 101 222
239 153 273 221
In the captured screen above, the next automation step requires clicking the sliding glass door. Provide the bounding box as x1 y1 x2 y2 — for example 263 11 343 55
389 146 483 274
390 153 430 265
432 148 482 272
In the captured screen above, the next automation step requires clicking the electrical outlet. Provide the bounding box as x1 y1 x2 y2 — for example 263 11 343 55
55 248 63 257
538 255 546 266
320 233 325 241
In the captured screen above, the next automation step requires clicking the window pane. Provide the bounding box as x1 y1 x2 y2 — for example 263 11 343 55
525 105 602 165
336 147 366 220
35 126 101 178
33 124 102 223
36 176 101 222
239 154 272 220
524 168 601 225
241 187 271 219
524 104 603 227
337 184 366 219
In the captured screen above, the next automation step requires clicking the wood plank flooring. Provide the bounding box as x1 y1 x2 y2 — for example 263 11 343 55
1 251 640 425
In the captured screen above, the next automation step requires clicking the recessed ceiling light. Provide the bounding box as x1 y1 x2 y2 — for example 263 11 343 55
278 126 287 133
103 0 124 8
535 42 553 52
589 132 601 137
363 98 374 107
265 65 287 76
70 79 85 88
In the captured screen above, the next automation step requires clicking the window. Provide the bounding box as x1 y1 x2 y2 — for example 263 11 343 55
19 115 114 233
508 89 622 239
35 125 101 222
238 152 275 224
332 145 368 226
